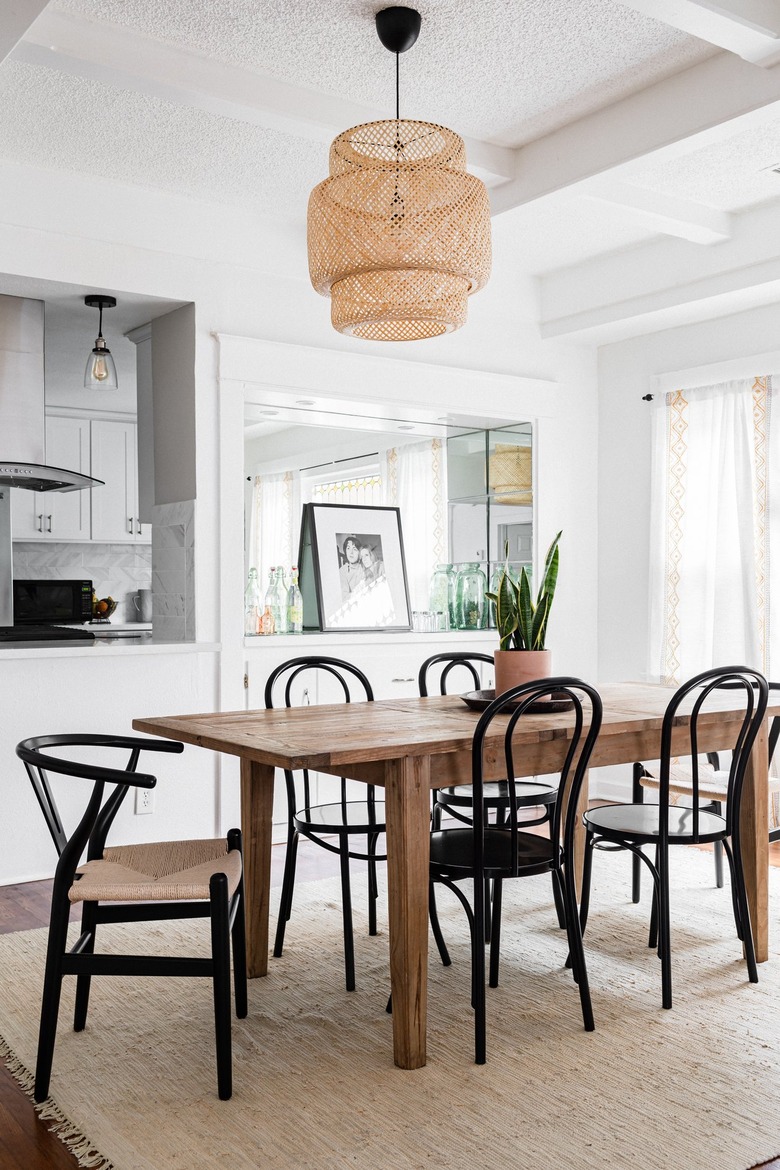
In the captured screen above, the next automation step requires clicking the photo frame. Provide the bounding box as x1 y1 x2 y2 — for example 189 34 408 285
298 503 411 632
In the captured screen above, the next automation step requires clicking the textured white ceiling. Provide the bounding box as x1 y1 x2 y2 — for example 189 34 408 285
0 60 325 217
52 0 716 146
628 117 780 212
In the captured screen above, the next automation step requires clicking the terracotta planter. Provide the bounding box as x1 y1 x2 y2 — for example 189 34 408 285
493 649 552 698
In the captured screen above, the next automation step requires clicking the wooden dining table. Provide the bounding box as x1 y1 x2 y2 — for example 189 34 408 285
133 681 778 1070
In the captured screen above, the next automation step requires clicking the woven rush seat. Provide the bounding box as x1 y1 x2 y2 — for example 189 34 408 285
72 838 243 903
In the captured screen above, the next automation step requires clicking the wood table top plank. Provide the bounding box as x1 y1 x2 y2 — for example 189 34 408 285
132 683 780 771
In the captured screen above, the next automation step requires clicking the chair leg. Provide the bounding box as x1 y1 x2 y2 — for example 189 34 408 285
657 840 672 1010
338 835 356 992
367 832 379 937
562 865 594 1032
228 829 248 1019
713 802 724 888
488 878 503 989
34 891 72 1103
551 868 566 929
473 876 487 1065
273 827 300 959
73 900 97 1032
728 835 758 984
429 880 451 967
631 763 644 903
721 838 743 940
210 872 233 1101
649 843 660 951
579 832 594 934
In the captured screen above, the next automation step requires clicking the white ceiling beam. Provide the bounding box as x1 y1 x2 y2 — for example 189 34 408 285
537 197 780 340
13 9 515 187
491 52 780 216
617 0 780 66
0 0 50 66
581 179 733 244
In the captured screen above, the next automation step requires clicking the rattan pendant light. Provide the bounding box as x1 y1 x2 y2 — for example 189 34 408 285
307 6 491 342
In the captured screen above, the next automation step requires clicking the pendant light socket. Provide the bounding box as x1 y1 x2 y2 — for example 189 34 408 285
84 293 118 390
375 7 421 54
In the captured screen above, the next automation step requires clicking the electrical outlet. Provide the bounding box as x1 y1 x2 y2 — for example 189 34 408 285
135 786 155 815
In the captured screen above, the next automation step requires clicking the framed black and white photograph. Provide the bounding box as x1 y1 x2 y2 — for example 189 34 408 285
298 503 411 631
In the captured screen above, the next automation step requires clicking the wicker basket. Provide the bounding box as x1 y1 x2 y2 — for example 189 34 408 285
488 444 532 505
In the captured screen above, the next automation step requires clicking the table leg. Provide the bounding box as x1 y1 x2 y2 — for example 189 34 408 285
740 721 769 963
240 758 275 978
384 755 431 1070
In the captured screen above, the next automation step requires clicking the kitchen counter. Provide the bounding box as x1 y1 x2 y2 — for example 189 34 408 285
0 636 220 658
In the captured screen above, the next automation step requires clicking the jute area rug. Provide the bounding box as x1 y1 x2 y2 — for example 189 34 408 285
1 848 779 1170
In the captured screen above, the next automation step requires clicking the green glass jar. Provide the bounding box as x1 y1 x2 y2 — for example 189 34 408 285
429 564 455 630
455 563 487 630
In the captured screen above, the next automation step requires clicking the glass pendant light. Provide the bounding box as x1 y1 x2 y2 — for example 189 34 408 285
84 294 118 390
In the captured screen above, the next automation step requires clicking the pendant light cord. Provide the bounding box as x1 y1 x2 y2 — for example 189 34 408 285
97 303 104 340
396 51 400 121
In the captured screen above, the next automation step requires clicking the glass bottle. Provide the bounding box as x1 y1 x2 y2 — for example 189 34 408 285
272 566 288 634
244 568 262 636
259 605 275 635
264 567 277 633
287 566 303 634
429 564 454 631
455 563 487 630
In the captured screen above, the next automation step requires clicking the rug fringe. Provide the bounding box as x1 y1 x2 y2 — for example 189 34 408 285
0 1035 114 1170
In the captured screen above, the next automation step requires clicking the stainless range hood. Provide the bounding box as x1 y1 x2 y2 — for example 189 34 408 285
0 295 104 627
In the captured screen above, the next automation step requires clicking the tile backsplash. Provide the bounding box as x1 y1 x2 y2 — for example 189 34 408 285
12 542 152 623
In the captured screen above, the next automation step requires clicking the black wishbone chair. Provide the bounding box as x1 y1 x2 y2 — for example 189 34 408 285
18 734 247 1102
429 677 603 1064
265 656 385 992
581 666 768 1009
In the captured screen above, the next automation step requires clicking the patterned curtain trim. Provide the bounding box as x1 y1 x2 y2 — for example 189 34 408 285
751 377 770 673
662 389 688 685
430 437 445 566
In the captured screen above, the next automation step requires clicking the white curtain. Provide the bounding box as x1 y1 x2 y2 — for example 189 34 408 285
383 438 447 610
247 470 301 594
648 376 778 684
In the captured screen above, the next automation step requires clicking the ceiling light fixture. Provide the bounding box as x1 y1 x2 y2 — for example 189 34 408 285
307 6 491 342
84 294 118 390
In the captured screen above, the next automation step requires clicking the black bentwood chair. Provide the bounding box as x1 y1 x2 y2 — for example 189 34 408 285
581 666 769 1010
630 681 780 899
17 734 247 1102
265 656 385 992
420 652 565 933
429 678 602 1064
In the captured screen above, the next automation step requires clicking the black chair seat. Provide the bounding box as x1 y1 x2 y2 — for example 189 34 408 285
295 801 386 834
430 826 557 877
584 802 726 845
437 779 557 809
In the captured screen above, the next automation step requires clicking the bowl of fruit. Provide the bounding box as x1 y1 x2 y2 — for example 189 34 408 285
92 595 117 621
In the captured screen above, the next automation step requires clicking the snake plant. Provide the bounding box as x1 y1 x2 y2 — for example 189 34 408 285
486 531 561 652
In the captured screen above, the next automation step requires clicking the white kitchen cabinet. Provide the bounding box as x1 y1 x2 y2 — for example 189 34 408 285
11 415 91 540
90 419 148 543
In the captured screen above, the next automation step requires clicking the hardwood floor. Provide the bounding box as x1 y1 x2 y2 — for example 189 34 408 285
0 838 778 1170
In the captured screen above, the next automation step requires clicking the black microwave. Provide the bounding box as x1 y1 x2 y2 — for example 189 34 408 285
13 579 93 625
